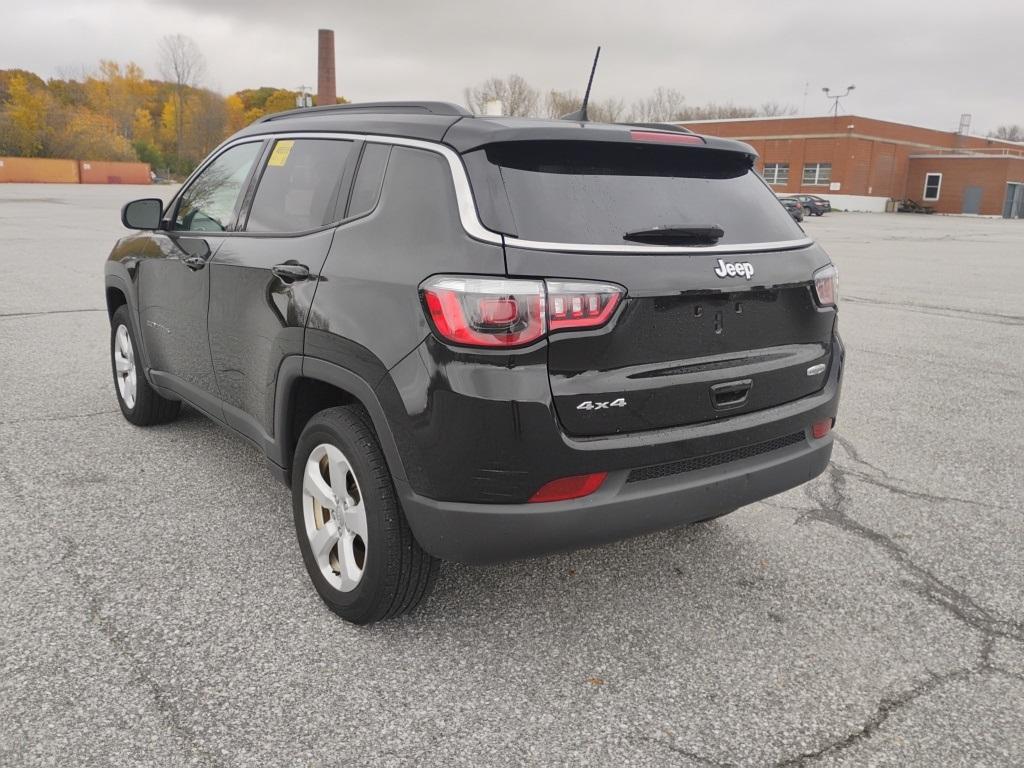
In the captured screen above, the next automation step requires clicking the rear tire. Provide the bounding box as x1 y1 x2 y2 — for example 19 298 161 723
110 306 180 426
291 405 439 624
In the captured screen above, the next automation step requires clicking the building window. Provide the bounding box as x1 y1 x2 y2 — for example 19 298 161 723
802 162 832 186
762 163 789 185
923 173 942 201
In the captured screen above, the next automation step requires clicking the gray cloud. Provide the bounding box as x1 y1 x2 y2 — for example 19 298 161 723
5 0 1023 133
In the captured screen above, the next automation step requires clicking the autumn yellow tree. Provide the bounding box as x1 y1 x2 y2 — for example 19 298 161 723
225 93 247 133
263 89 298 115
85 60 155 139
0 74 51 155
51 108 136 161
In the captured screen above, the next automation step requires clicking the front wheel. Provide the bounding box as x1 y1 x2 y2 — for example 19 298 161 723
110 306 180 426
291 405 438 624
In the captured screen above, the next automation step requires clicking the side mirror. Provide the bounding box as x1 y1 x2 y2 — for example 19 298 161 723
121 198 163 230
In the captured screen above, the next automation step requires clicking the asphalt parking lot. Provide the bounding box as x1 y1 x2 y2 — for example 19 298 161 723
1 183 1022 767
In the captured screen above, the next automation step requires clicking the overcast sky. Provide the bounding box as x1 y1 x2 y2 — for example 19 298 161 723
6 0 1023 133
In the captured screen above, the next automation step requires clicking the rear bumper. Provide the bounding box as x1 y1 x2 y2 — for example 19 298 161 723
398 430 832 563
387 334 843 562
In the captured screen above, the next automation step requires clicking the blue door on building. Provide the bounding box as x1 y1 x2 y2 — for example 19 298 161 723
1004 183 1024 219
962 186 982 215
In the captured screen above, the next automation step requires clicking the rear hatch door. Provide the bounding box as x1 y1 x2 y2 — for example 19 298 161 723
467 138 837 437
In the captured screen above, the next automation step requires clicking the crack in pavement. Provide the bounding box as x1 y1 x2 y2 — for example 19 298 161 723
0 308 105 319
57 536 230 768
843 295 1024 326
775 662 986 767
0 461 227 767
0 409 119 426
634 732 737 767
772 435 1024 765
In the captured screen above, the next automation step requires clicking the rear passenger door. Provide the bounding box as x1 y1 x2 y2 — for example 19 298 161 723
207 137 359 443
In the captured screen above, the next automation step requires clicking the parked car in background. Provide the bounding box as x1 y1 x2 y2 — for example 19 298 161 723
791 194 830 216
779 196 804 222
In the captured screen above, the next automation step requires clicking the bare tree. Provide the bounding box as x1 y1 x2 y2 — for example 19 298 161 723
159 34 206 158
628 87 687 122
543 89 625 123
988 124 1024 142
759 101 797 117
545 89 578 119
464 74 539 117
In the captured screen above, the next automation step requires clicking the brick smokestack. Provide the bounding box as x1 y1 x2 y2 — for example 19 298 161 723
317 29 336 106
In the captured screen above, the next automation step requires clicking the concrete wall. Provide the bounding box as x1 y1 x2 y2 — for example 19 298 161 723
819 194 890 213
0 157 150 184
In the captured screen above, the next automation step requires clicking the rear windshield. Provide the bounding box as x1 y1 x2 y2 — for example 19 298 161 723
465 141 804 246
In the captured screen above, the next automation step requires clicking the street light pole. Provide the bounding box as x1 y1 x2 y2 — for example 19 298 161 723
822 85 856 117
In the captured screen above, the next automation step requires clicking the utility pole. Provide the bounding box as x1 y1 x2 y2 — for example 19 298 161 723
822 85 855 117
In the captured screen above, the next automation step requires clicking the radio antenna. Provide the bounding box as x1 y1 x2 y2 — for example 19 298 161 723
562 46 602 122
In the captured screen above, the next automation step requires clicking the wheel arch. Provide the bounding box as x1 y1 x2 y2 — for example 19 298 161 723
272 357 408 488
106 285 128 319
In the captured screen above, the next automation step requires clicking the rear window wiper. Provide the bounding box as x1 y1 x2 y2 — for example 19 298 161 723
623 225 724 246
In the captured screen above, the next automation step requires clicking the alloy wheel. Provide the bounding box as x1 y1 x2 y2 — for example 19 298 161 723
302 443 368 592
113 324 137 409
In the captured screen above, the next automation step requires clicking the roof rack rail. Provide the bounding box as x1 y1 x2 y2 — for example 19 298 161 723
256 101 473 123
616 122 696 134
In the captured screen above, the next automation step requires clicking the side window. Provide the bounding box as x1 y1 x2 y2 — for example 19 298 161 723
173 142 262 232
346 143 391 219
923 173 942 201
246 139 354 233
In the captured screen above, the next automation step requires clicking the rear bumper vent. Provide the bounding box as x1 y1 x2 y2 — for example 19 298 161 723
626 431 805 484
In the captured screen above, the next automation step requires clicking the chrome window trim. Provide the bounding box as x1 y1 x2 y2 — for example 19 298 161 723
215 131 815 255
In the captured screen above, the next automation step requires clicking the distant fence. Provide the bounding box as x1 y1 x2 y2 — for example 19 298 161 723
0 157 151 184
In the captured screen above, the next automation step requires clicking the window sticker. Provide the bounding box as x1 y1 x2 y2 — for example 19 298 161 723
268 140 295 167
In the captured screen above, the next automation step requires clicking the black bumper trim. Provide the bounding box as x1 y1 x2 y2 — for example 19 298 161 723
626 430 805 483
397 432 832 564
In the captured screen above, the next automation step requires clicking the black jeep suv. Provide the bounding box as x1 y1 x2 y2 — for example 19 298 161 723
105 102 843 623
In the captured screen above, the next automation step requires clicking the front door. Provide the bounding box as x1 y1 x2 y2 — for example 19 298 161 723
138 140 263 412
207 137 359 441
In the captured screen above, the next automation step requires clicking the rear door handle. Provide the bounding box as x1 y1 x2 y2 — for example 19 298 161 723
272 262 311 282
183 255 208 271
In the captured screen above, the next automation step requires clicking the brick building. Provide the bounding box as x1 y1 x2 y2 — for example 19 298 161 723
676 115 1024 217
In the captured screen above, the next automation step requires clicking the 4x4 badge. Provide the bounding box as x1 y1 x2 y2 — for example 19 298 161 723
714 259 754 280
576 398 627 411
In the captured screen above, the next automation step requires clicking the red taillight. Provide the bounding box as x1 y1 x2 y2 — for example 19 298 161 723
529 472 608 503
421 276 624 348
813 265 839 307
422 277 545 348
629 130 704 145
811 419 832 439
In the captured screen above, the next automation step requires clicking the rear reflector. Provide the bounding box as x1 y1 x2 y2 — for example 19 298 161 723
529 472 608 503
811 419 832 439
629 130 704 145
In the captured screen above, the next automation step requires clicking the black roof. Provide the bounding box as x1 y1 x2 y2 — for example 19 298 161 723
230 101 758 159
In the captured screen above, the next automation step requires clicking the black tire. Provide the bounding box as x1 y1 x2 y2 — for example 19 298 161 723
110 306 180 426
291 405 439 624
